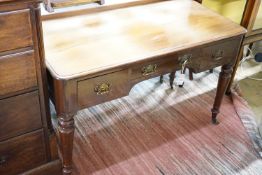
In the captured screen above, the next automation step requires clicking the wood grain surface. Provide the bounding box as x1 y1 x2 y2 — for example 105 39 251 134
0 91 42 141
0 130 47 175
0 50 37 97
0 9 33 52
42 0 246 80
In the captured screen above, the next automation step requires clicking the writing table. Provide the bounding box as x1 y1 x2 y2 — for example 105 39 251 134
42 1 246 174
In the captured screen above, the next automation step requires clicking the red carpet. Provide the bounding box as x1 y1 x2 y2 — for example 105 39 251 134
53 71 262 174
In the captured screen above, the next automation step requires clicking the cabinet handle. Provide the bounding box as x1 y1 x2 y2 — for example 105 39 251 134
0 156 7 166
94 83 111 95
212 50 224 61
141 64 157 76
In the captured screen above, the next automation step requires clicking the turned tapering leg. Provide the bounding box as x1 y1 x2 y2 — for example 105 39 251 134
160 75 164 84
189 68 193 80
58 113 75 175
169 72 175 89
212 64 233 124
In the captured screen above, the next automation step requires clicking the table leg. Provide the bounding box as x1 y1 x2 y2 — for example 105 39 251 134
58 113 75 175
211 64 233 124
160 75 164 84
169 72 175 89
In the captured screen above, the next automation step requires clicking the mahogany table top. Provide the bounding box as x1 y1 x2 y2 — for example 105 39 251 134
42 0 246 80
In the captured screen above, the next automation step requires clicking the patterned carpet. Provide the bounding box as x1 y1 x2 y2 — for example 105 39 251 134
53 69 262 175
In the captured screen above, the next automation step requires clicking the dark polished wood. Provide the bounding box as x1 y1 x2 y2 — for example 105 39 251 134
0 9 33 53
0 91 42 141
0 50 37 97
0 130 47 175
58 113 75 175
211 64 233 124
0 0 61 174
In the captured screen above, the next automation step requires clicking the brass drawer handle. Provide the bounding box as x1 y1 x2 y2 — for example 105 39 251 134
141 64 157 76
94 83 111 95
212 50 224 61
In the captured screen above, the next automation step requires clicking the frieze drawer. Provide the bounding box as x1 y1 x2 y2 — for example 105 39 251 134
186 38 241 73
78 70 129 108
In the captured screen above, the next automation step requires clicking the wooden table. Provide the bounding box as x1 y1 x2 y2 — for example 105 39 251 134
42 1 246 174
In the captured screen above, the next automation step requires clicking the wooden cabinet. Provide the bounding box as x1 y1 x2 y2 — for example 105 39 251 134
0 0 61 174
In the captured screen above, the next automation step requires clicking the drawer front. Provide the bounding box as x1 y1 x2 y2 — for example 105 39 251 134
78 70 129 108
0 9 33 53
0 130 47 175
0 91 42 141
186 39 240 73
0 50 38 97
131 56 178 80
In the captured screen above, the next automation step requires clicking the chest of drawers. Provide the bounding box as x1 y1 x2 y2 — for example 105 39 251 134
0 0 61 174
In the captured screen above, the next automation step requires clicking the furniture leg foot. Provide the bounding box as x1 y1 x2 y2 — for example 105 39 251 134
212 64 233 124
189 69 193 80
169 72 175 89
160 75 164 84
58 113 75 175
63 167 73 175
225 90 231 96
211 109 219 125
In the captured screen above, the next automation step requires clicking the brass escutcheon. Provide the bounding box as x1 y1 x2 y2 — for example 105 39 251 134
94 83 111 95
141 64 157 76
212 50 224 61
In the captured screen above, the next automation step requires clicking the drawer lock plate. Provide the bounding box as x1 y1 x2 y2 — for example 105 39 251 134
141 64 157 76
94 83 111 95
212 50 224 61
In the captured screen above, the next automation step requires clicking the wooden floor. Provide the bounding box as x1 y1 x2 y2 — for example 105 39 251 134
53 70 262 175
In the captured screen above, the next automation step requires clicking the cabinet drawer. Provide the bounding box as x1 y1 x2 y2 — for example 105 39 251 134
186 39 240 73
78 70 129 108
0 130 47 175
0 91 42 141
131 56 178 80
0 50 37 97
0 9 33 53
